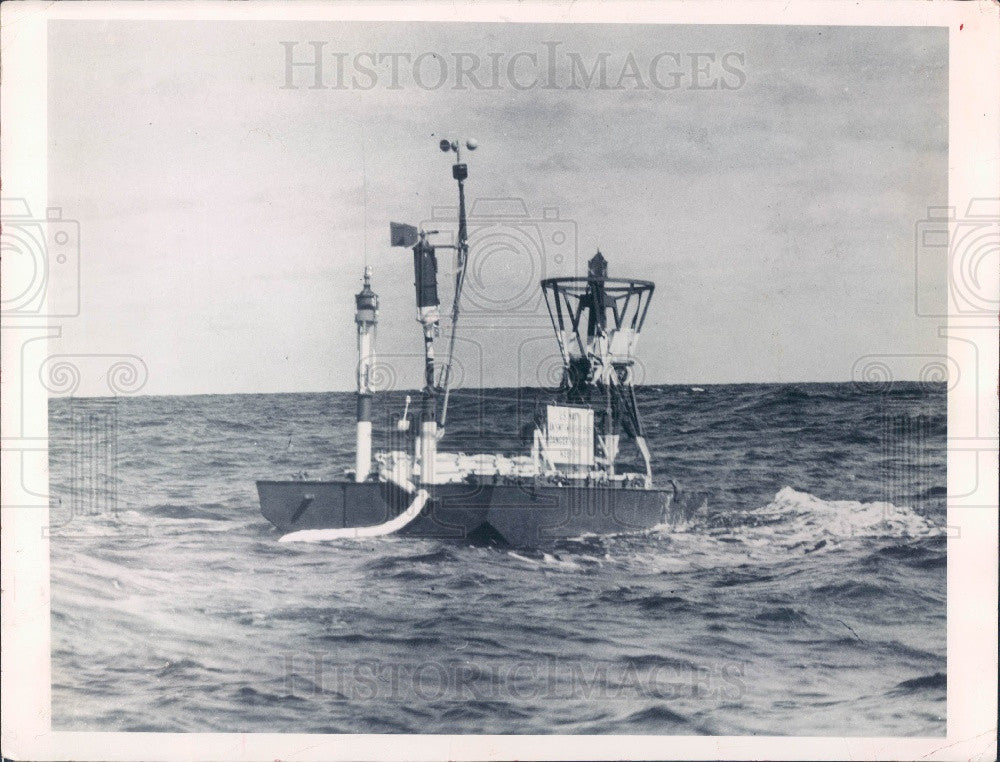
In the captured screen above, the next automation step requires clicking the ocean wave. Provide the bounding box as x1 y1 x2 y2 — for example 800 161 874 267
809 580 888 601
146 503 229 520
617 653 698 671
623 704 691 728
870 539 946 570
232 685 308 707
635 593 692 613
362 548 457 571
714 486 941 547
888 672 946 695
753 606 809 624
49 384 947 736
435 700 534 723
710 569 777 587
505 550 595 571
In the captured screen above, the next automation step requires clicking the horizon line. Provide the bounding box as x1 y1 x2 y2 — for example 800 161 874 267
47 378 947 403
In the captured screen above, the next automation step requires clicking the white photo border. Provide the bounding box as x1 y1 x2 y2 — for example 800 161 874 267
1 1 996 760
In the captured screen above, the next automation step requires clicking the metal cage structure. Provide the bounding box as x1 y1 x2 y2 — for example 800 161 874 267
540 253 656 481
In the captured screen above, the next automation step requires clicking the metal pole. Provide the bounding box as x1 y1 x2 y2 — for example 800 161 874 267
354 266 378 481
419 334 437 484
437 150 470 432
604 378 614 477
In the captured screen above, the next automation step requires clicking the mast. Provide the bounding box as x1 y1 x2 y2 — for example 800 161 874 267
354 266 378 481
436 137 478 434
388 220 441 483
413 231 440 483
388 138 477 484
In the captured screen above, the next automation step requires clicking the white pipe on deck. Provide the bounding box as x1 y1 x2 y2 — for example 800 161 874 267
355 420 372 482
419 420 437 484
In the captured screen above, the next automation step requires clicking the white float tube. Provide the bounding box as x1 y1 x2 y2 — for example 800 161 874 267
280 473 429 543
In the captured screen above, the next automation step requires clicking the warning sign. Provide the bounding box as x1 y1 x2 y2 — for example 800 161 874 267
546 405 594 467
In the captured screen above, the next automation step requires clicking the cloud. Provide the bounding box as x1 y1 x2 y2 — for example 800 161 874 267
48 21 948 394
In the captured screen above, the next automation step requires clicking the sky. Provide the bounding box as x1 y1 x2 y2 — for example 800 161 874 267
47 21 948 396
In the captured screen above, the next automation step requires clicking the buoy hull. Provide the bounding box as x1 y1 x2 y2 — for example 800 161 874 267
256 479 672 547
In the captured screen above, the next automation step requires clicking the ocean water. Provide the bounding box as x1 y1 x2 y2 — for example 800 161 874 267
49 382 946 735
